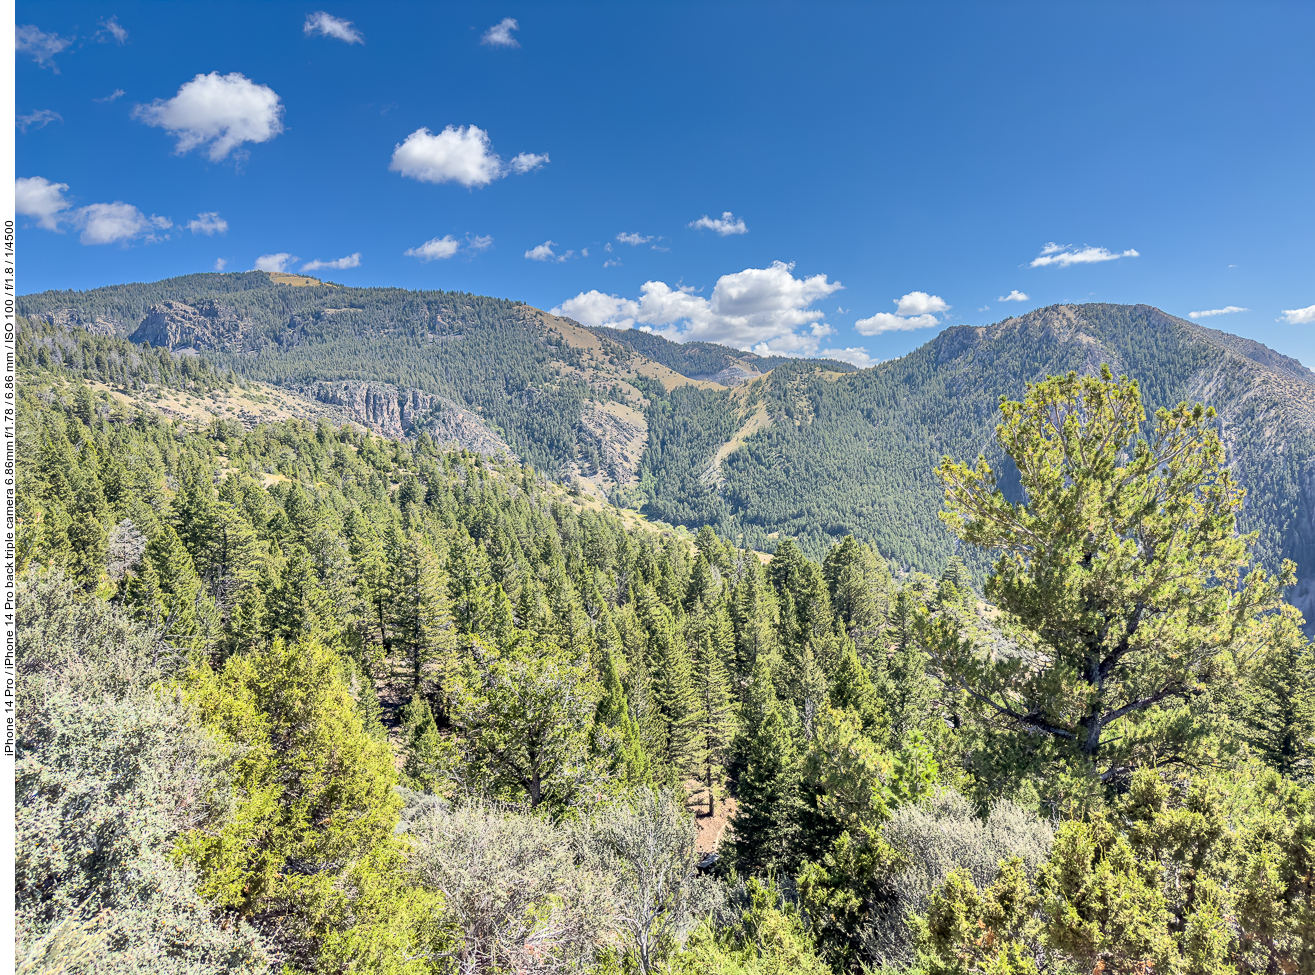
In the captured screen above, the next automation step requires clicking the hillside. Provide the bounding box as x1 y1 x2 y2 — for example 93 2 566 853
19 278 1315 620
638 303 1315 618
18 272 720 495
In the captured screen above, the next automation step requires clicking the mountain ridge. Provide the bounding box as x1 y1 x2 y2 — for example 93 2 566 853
18 277 1315 623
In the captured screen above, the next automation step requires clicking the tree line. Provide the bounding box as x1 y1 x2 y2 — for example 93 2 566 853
16 350 1315 972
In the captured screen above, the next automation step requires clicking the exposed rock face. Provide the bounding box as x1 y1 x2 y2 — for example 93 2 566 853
129 300 252 351
578 400 647 484
691 365 763 387
302 381 515 458
42 308 124 337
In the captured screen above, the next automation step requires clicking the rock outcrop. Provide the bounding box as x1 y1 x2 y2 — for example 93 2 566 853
129 300 253 351
302 381 515 458
42 308 124 337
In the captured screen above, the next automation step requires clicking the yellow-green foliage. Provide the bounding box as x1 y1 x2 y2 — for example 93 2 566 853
179 635 446 972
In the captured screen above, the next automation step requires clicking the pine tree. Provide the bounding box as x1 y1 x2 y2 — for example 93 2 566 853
266 544 333 643
66 467 110 587
829 638 889 746
400 694 452 795
638 589 702 777
688 600 737 814
823 535 893 651
1240 608 1315 777
730 559 780 702
389 532 455 691
730 656 801 874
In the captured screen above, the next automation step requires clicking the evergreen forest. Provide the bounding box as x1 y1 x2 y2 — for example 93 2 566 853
17 303 1315 975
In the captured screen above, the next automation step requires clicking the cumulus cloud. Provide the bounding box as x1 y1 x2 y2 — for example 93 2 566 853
254 253 297 272
390 124 547 188
302 252 360 271
508 152 548 174
854 292 950 335
95 89 126 103
855 292 947 335
134 72 285 161
998 289 1029 302
526 241 564 262
689 211 748 236
214 258 227 271
482 17 520 47
616 232 654 246
820 347 876 369
76 203 171 245
1030 242 1139 267
853 312 941 335
406 236 461 261
96 16 128 43
16 25 73 70
187 212 228 235
552 260 843 355
405 233 493 261
16 176 169 244
1189 306 1248 319
304 11 363 43
603 258 622 268
16 176 73 230
1283 304 1315 325
17 110 62 132
894 291 949 316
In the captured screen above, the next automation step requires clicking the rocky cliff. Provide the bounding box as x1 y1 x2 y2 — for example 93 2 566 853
303 380 515 457
128 300 254 352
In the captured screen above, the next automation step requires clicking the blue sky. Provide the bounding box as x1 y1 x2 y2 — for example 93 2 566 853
15 1 1315 367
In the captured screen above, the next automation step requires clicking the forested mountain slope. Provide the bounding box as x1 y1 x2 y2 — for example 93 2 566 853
20 279 1315 619
18 273 720 490
591 326 857 385
639 303 1315 617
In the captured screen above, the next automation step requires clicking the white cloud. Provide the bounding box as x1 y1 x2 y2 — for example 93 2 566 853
17 110 62 132
1189 306 1248 319
76 203 171 245
405 234 494 261
481 17 520 47
406 236 461 261
508 152 548 174
304 11 363 43
1283 304 1315 325
526 241 563 262
95 89 126 103
1030 242 1139 267
616 232 654 246
17 176 169 244
302 252 361 271
96 16 128 43
820 347 876 368
853 312 941 335
214 258 227 271
187 212 228 235
998 289 1029 302
603 258 622 268
894 291 949 316
16 25 73 70
134 72 285 161
854 291 951 335
689 211 748 236
390 125 547 187
254 253 297 272
552 260 843 354
16 176 72 230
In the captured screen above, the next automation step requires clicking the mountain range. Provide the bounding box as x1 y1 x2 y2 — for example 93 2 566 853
19 271 1315 621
